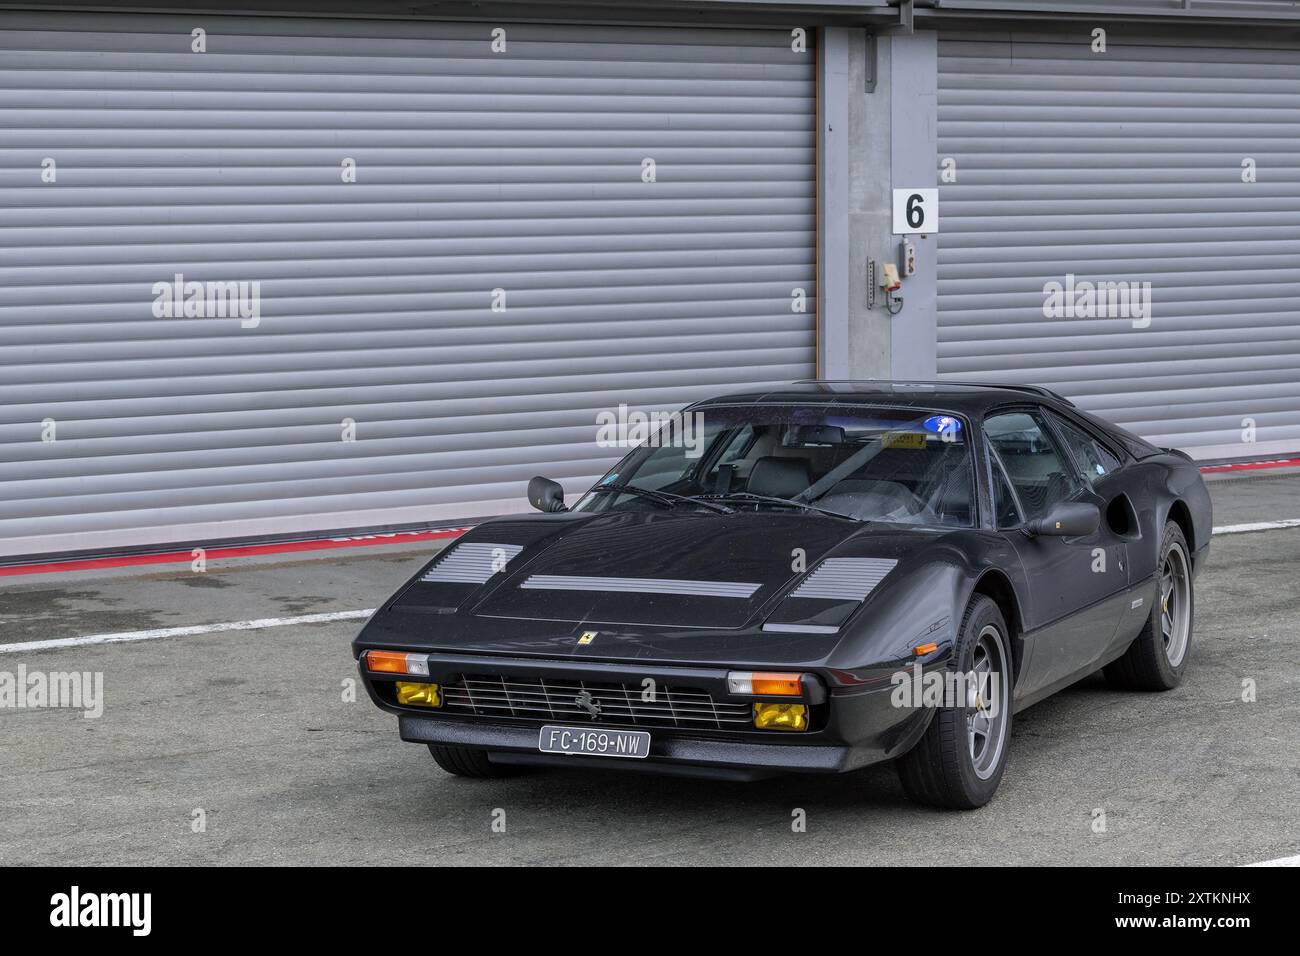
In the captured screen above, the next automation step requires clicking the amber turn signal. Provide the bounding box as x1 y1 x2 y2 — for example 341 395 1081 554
366 650 408 673
727 671 804 696
913 642 939 656
364 649 429 676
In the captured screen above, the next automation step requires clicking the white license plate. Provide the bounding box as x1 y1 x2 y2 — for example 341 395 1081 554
538 725 650 759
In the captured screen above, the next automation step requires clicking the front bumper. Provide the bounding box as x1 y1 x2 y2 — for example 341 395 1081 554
361 649 936 780
399 714 859 781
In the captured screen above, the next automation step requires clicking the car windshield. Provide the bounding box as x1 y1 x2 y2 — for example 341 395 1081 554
574 404 976 528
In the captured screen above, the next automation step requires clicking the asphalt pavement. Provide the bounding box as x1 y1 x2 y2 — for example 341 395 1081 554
1 474 1297 865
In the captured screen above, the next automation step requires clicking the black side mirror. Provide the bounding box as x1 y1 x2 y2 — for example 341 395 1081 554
528 476 568 513
1027 501 1100 537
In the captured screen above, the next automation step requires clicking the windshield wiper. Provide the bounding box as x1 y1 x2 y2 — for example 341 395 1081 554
695 492 860 522
590 484 734 514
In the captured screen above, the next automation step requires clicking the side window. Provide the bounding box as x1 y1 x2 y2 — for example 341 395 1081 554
984 410 1079 521
1050 413 1121 480
990 455 1023 530
1099 444 1121 473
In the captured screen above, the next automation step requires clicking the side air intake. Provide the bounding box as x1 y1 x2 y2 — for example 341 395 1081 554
787 558 897 602
420 543 524 584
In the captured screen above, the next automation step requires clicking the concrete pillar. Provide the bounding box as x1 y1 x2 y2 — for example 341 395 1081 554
847 30 893 380
832 28 939 382
887 30 939 379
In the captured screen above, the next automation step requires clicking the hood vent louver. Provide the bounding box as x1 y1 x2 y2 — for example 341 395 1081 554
787 557 897 602
519 574 760 599
420 542 524 585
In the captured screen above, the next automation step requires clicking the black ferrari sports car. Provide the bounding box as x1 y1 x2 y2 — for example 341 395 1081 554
353 381 1211 808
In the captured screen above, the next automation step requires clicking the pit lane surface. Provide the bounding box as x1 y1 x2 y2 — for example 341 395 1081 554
1 474 1297 866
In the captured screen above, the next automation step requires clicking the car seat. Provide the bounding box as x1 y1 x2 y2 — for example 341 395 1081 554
745 456 812 499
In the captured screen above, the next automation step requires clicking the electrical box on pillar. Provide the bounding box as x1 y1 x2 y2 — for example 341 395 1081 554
880 262 901 292
899 240 917 277
880 262 904 315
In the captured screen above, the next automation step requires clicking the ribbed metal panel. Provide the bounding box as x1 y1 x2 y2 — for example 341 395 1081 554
0 11 816 557
925 0 1300 21
787 557 896 601
937 30 1300 459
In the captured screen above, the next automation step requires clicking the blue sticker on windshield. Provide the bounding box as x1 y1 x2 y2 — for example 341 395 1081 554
922 415 962 437
600 473 619 485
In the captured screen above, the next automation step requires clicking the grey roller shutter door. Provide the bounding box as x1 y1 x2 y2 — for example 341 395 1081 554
0 11 816 558
937 29 1300 460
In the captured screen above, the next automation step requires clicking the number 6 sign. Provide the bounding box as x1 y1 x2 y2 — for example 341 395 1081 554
892 188 939 235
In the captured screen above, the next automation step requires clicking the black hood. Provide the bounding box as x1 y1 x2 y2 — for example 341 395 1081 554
472 510 857 628
370 510 968 665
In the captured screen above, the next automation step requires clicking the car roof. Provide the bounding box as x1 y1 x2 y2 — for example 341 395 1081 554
686 380 1073 415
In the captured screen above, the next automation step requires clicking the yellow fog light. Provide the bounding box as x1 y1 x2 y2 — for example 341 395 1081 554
396 681 442 708
753 702 808 731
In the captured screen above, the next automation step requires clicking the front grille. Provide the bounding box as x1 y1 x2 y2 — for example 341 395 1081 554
440 675 752 729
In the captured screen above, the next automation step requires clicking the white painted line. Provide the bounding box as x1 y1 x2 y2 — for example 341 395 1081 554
1213 518 1300 535
1 514 1297 656
0 609 375 655
1244 854 1300 867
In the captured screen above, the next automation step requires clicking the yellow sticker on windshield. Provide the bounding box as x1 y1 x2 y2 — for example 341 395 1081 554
883 431 927 449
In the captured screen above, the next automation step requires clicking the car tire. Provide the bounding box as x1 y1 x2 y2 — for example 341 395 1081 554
427 744 521 778
896 594 1013 810
1104 520 1193 692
